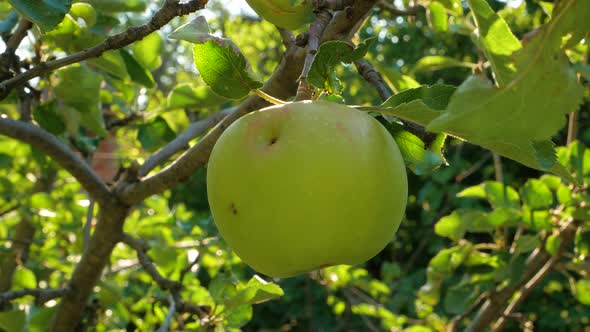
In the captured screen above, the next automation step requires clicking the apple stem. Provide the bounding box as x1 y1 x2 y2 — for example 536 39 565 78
253 89 287 105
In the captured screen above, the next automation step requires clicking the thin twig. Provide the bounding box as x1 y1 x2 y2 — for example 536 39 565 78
179 251 201 283
455 153 492 183
4 19 32 52
354 58 392 100
492 220 577 331
295 9 333 101
0 19 32 80
0 203 19 218
139 107 234 177
157 294 177 332
0 287 70 305
0 117 111 206
493 153 503 183
566 112 577 145
448 292 491 332
121 233 182 291
83 199 95 253
465 219 578 332
0 0 208 100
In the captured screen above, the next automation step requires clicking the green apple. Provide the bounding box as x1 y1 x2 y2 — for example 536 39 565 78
206 101 408 278
69 3 97 27
245 0 314 30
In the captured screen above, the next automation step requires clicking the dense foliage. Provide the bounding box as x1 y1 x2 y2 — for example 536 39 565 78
0 0 589 331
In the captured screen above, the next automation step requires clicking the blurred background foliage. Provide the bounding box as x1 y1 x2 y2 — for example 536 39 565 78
0 0 589 331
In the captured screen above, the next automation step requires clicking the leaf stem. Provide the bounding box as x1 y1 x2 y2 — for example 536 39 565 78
253 89 287 105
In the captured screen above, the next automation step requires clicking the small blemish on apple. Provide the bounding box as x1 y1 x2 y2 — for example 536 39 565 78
229 202 238 215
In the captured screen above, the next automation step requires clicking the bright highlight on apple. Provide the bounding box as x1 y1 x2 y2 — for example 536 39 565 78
207 101 408 278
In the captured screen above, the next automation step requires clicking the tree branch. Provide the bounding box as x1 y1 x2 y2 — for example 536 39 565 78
0 19 32 80
122 233 210 323
464 219 578 332
139 107 234 177
0 117 111 206
157 294 177 332
0 0 208 100
491 220 578 331
121 233 182 291
354 58 392 101
354 58 435 143
118 0 380 205
50 201 129 331
0 287 70 306
295 9 333 101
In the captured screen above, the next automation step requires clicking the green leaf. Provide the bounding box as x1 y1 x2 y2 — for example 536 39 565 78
167 83 227 109
574 279 590 305
33 101 66 135
520 179 553 210
120 48 155 88
545 234 562 256
428 244 472 278
308 38 375 94
13 266 37 289
224 304 253 328
28 307 56 332
575 230 590 259
181 17 261 99
209 274 237 304
428 1 448 32
378 119 446 175
412 56 474 73
193 38 262 99
81 0 146 13
137 116 176 152
522 206 552 231
0 152 12 168
132 32 162 71
574 62 590 82
224 276 283 309
54 64 102 113
435 210 468 241
457 181 520 209
69 2 97 27
8 0 72 32
147 246 177 275
0 10 18 33
436 209 496 241
514 235 540 254
466 0 521 84
538 1 554 16
168 16 210 44
30 192 54 210
88 50 128 80
0 310 26 332
78 103 107 137
444 282 476 315
425 0 589 177
434 0 463 15
377 84 457 127
374 63 420 93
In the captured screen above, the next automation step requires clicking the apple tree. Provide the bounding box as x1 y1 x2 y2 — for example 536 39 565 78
0 0 589 331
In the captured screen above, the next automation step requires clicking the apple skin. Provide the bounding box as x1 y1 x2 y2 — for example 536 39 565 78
245 0 314 30
206 101 408 278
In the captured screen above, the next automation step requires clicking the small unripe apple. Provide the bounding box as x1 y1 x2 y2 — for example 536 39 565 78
207 101 408 278
245 0 314 30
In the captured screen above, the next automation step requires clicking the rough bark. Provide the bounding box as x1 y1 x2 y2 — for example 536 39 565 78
49 199 129 331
